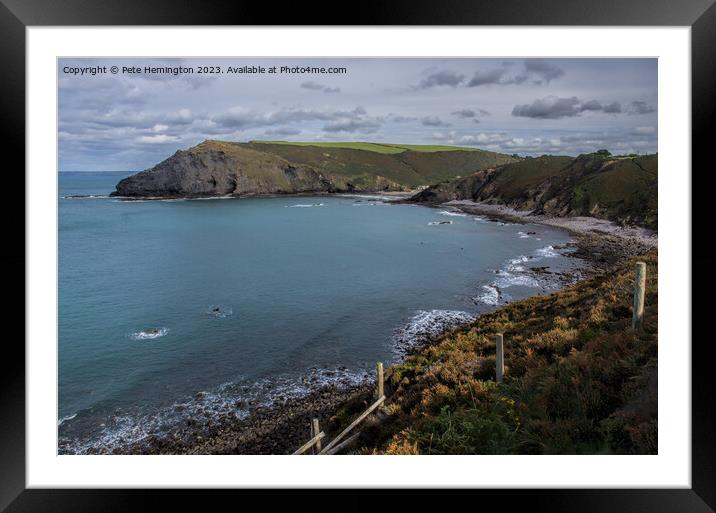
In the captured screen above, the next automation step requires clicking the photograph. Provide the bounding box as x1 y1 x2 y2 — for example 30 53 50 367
57 57 658 456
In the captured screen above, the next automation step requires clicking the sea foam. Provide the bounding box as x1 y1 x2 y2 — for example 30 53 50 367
130 327 169 340
393 309 475 356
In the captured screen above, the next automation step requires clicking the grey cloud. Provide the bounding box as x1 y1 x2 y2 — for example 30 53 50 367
421 116 450 127
580 100 603 112
389 115 418 123
524 59 565 84
603 102 622 114
451 108 491 118
467 69 511 87
629 101 655 114
512 96 582 119
300 81 341 93
512 97 627 119
451 109 475 118
418 70 466 88
265 127 302 136
323 118 381 134
300 81 324 91
467 59 565 87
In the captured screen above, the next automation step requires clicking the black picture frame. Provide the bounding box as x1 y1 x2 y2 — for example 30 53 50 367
2 0 714 511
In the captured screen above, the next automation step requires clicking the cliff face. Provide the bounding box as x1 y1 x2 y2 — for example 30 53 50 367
113 142 336 197
410 153 658 230
111 140 516 198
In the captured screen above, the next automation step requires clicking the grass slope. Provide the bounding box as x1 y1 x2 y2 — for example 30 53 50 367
333 251 658 455
244 141 515 189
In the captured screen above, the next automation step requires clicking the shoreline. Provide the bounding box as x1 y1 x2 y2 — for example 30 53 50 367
66 198 656 455
444 199 657 248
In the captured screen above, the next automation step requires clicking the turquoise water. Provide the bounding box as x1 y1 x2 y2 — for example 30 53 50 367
58 172 582 453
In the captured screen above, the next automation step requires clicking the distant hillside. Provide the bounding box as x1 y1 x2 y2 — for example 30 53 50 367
410 152 658 230
112 140 516 198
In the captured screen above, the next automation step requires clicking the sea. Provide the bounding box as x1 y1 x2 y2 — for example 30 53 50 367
58 171 584 453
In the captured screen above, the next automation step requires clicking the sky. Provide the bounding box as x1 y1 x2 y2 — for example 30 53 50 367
58 58 657 171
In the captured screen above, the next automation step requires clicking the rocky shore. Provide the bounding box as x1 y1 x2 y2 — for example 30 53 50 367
445 199 656 275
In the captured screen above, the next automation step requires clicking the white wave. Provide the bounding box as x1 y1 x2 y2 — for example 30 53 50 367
517 231 530 238
62 194 111 199
475 285 500 306
536 245 559 258
439 210 467 217
287 203 324 208
495 270 540 289
393 309 475 356
428 220 453 226
506 255 532 272
58 367 371 455
58 413 77 426
130 327 169 340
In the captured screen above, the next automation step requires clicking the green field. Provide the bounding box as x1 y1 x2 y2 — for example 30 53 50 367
251 140 482 154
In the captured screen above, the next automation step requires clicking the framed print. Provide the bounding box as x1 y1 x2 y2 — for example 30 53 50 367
3 0 715 510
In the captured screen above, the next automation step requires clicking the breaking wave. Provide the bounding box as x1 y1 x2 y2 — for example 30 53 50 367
392 309 475 357
287 203 324 208
58 367 371 455
130 327 169 340
439 210 468 217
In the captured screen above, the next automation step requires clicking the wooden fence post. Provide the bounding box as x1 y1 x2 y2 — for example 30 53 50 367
632 262 646 330
376 362 384 399
311 418 321 454
495 333 504 384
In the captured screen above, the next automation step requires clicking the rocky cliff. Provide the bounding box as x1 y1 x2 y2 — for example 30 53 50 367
410 152 658 229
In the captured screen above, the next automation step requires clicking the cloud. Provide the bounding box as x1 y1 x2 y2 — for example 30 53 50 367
451 109 476 118
417 70 466 88
467 69 514 87
579 100 603 112
451 108 490 119
138 134 180 144
265 127 301 136
512 96 630 119
300 81 324 91
421 116 450 127
467 59 565 87
512 96 582 119
388 115 418 123
603 102 622 114
300 81 341 93
628 101 655 114
632 126 656 135
323 118 381 133
523 59 565 84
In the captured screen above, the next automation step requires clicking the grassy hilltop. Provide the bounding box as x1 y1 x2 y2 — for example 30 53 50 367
411 151 658 230
112 140 516 197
